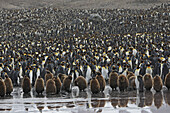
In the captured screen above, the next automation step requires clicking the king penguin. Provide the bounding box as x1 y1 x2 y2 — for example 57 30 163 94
96 71 106 92
22 75 31 94
34 76 44 95
0 77 6 97
4 74 13 95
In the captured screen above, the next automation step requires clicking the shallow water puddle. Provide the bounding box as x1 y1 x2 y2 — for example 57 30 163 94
0 88 170 113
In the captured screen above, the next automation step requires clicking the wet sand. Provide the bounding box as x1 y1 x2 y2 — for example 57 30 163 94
0 0 169 9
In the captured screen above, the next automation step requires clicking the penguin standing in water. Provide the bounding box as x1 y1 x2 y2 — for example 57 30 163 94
153 75 162 92
74 76 87 91
34 76 44 95
52 76 62 94
96 71 106 92
22 75 31 94
62 75 72 93
165 73 170 90
0 77 6 97
143 74 153 91
4 74 13 95
118 74 129 91
109 71 119 91
46 79 56 95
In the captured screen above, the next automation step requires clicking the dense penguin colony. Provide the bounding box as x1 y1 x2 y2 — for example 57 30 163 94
0 4 169 97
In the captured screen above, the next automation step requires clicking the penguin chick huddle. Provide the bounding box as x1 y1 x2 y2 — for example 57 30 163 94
0 4 169 96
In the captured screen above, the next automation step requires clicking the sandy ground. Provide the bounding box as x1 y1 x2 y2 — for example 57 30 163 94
0 0 169 9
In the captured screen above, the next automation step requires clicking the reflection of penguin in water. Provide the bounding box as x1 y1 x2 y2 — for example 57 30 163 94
118 74 129 91
118 97 129 107
36 103 44 113
164 91 170 106
34 76 44 95
46 79 56 95
153 75 162 92
96 71 106 92
154 92 163 109
62 75 72 93
22 75 31 94
45 70 53 84
143 74 153 91
0 77 6 97
165 73 170 90
145 91 153 106
91 99 100 108
52 76 62 94
74 76 87 91
4 74 13 95
109 71 119 91
111 99 118 108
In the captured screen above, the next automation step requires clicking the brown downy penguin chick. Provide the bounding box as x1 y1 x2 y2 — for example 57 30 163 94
62 75 72 92
34 76 44 95
96 71 106 92
145 91 153 106
45 70 53 84
22 75 31 94
90 77 100 94
153 75 163 92
143 74 153 90
58 73 67 83
74 76 87 91
128 76 136 90
0 77 6 97
46 79 56 95
4 74 13 95
52 76 62 94
165 73 170 90
127 71 135 80
109 72 119 91
118 74 129 91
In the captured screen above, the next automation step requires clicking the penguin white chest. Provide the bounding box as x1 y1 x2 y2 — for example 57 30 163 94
102 67 108 80
86 66 92 83
19 67 23 79
37 68 40 79
29 70 33 84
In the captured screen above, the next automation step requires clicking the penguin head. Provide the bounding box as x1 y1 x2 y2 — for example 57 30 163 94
96 71 101 76
46 70 51 74
24 75 28 78
5 74 8 78
68 75 72 80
